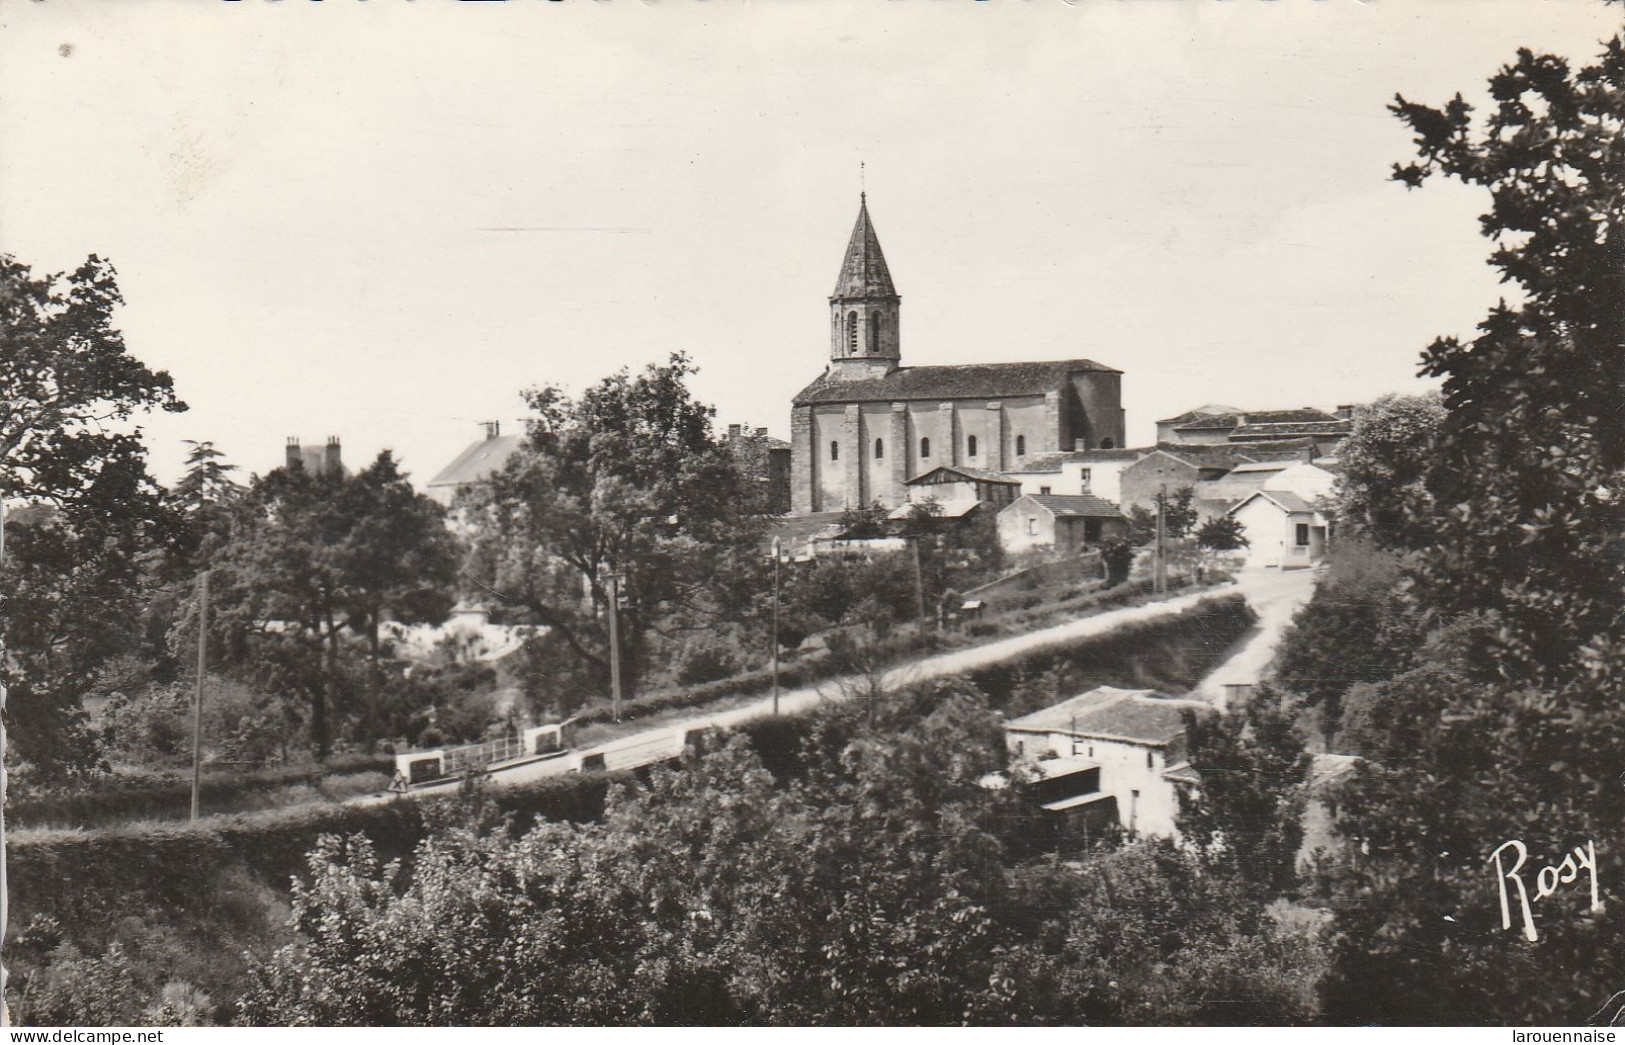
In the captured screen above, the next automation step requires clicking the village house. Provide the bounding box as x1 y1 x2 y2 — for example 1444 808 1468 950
996 493 1127 556
425 422 524 507
1001 446 1143 504
283 436 347 478
1002 686 1214 840
1155 406 1352 455
724 423 793 515
890 464 1020 520
1227 488 1330 570
790 195 1126 514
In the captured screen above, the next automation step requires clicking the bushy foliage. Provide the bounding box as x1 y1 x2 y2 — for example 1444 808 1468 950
1330 392 1445 549
238 681 1317 1027
1272 539 1424 733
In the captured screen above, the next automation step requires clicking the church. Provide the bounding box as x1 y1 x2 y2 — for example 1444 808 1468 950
790 196 1126 515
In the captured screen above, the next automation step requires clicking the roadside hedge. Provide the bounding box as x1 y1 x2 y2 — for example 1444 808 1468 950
6 755 396 831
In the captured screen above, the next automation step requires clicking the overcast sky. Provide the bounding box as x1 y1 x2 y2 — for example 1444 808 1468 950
2 0 1618 488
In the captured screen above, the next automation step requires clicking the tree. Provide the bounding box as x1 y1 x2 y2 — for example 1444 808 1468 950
1330 393 1445 550
461 354 763 704
198 451 458 757
1391 39 1625 684
1306 31 1625 1025
1178 685 1311 900
1195 516 1248 552
0 253 185 779
1127 485 1196 545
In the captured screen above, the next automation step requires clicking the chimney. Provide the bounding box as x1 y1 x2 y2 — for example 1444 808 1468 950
286 437 303 471
1335 404 1356 420
325 436 342 476
1074 438 1088 451
1302 445 1315 464
484 420 500 440
728 424 742 441
755 427 767 438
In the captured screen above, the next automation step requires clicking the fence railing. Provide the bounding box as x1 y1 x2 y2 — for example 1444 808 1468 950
442 734 528 776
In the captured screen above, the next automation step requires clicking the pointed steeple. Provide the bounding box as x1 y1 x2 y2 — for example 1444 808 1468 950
827 194 902 377
832 194 897 300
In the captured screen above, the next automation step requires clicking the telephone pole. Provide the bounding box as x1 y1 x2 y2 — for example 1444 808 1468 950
770 538 782 716
1154 483 1169 596
191 569 210 821
909 537 927 628
606 572 624 722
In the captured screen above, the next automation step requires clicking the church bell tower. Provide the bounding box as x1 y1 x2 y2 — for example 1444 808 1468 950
828 193 901 381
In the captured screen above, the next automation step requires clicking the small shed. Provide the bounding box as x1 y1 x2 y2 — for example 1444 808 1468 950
997 493 1127 557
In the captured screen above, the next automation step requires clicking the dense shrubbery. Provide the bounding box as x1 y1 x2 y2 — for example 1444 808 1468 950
234 679 1317 1026
5 755 396 830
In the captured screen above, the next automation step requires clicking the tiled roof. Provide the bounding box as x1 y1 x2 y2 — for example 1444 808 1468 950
1227 460 1291 474
1006 686 1214 745
1229 489 1318 514
906 464 1021 486
1174 408 1339 432
427 434 526 490
1010 493 1125 519
832 195 897 300
1230 420 1352 438
1155 404 1242 426
793 358 1121 407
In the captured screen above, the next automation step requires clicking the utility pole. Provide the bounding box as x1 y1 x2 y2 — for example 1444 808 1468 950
909 536 927 629
606 572 624 722
1154 483 1168 596
770 538 781 716
191 569 210 821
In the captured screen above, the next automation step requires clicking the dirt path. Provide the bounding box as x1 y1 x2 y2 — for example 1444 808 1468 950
1188 567 1316 709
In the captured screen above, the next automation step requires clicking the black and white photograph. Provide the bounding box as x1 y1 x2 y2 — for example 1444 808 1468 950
1 0 1622 1032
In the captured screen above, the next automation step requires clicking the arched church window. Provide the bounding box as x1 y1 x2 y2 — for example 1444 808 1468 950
1100 437 1115 449
1016 434 1026 457
920 437 930 459
847 312 859 355
874 438 884 460
967 435 978 458
869 313 882 354
830 441 839 461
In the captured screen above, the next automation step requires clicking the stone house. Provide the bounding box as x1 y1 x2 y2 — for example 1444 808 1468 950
1003 686 1214 840
1227 489 1329 570
996 493 1127 557
1001 446 1144 505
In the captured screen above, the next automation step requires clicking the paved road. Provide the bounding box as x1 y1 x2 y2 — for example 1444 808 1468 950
1188 566 1316 709
362 572 1304 803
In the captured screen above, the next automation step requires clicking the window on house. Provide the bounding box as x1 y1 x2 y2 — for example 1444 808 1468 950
874 438 884 460
1027 518 1038 535
1146 751 1154 770
1079 468 1092 489
830 441 839 462
967 435 978 458
1296 523 1311 546
1100 438 1115 449
847 312 858 355
920 436 930 459
869 313 882 354
1016 434 1026 457
1039 485 1051 495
